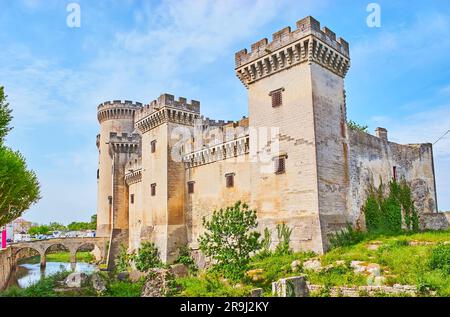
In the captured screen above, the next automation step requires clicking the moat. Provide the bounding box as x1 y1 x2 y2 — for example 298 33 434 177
7 260 97 289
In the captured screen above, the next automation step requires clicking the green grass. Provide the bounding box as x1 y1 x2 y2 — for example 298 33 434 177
104 280 145 297
18 251 95 264
174 229 450 297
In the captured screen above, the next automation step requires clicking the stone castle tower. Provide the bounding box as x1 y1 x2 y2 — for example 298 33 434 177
96 16 438 266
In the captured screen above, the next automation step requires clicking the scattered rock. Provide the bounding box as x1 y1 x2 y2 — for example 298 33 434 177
335 260 346 266
409 240 434 246
245 269 264 282
65 272 88 288
272 275 309 297
366 264 381 277
129 270 147 283
291 260 301 272
141 268 175 297
170 263 189 278
302 259 322 271
366 241 383 250
117 272 129 281
367 275 386 286
91 273 107 293
250 288 263 297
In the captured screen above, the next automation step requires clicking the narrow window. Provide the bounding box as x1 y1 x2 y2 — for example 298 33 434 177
188 181 195 194
151 183 156 196
151 140 156 153
130 194 134 204
225 173 235 188
274 156 286 174
108 196 112 205
97 169 99 179
269 88 284 107
393 166 397 181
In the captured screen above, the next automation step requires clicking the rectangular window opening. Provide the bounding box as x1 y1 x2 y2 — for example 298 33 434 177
151 183 156 196
130 194 134 204
151 140 157 153
270 88 284 107
274 156 286 174
188 181 195 194
225 173 235 188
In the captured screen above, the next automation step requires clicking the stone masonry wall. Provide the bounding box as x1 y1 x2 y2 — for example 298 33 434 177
0 248 13 291
347 129 437 228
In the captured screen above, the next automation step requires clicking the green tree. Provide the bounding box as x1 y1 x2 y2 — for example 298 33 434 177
347 120 369 133
28 225 50 236
0 87 12 143
48 222 66 232
198 201 261 280
0 86 40 227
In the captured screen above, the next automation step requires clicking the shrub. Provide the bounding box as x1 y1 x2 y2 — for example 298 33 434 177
175 245 198 273
115 244 132 272
429 244 450 274
329 223 366 249
198 201 261 280
275 223 292 255
256 228 272 259
363 180 417 235
134 242 163 272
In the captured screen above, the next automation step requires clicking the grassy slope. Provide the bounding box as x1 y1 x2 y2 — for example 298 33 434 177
175 230 450 297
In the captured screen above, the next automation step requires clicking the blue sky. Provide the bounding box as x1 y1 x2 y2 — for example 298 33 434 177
1 0 449 224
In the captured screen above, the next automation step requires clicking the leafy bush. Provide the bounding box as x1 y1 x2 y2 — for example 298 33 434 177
175 245 198 273
429 244 450 274
134 242 163 272
256 228 272 259
329 223 366 249
275 223 292 255
198 201 261 280
363 180 418 235
115 244 133 272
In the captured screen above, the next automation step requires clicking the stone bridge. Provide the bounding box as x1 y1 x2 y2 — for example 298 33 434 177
10 237 109 269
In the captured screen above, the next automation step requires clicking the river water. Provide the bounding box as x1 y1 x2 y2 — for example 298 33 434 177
8 262 97 289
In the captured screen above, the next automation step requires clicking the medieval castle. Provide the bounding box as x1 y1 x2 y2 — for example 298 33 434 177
95 16 438 266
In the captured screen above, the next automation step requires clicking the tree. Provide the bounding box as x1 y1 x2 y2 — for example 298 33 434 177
0 147 41 227
198 201 261 280
28 225 50 236
347 120 369 133
0 86 40 227
0 87 12 143
48 222 66 232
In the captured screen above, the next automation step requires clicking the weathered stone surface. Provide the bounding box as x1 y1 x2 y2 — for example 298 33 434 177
170 263 189 278
250 288 263 297
420 213 449 231
272 275 309 297
308 284 417 297
141 268 174 297
129 270 147 283
291 260 301 272
65 272 88 288
91 273 107 292
117 272 130 281
302 259 322 271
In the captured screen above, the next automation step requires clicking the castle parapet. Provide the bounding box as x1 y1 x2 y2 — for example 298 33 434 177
235 16 350 87
109 132 141 154
135 94 202 133
97 100 143 123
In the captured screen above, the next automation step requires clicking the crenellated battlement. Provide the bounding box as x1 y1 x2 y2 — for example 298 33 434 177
97 100 144 123
109 132 141 154
235 16 350 87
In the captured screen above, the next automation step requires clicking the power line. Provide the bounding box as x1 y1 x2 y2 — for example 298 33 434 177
433 130 450 145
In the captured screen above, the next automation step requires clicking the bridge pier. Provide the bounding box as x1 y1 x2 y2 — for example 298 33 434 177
70 250 77 271
40 252 46 269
